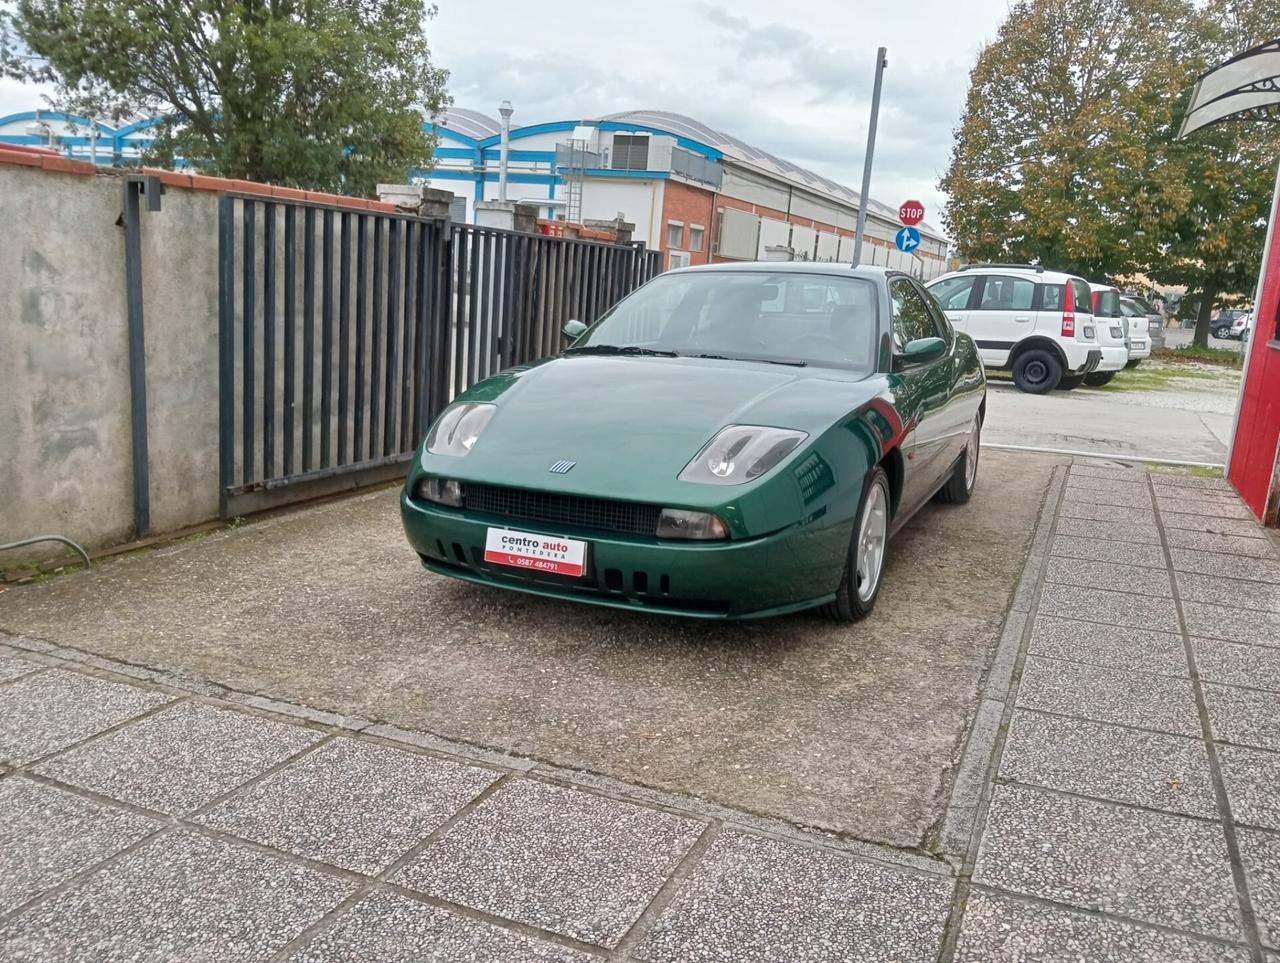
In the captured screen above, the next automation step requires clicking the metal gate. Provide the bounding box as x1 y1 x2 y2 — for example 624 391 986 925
218 194 662 516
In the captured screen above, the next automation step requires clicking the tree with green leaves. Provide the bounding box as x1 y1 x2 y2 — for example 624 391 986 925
942 0 1280 347
1 0 450 196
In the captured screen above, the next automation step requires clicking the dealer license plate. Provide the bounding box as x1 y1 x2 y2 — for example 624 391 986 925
483 528 587 577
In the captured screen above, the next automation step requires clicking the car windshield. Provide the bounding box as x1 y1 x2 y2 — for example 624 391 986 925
569 271 879 372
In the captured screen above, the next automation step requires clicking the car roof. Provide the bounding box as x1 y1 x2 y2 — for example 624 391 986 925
929 265 1082 285
1090 282 1119 292
663 261 904 284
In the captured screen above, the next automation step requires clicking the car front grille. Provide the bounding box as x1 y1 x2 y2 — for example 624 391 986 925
460 483 664 536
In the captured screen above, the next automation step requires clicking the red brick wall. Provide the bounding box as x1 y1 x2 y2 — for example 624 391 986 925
660 179 717 266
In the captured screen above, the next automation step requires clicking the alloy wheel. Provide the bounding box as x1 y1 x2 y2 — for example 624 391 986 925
856 481 889 602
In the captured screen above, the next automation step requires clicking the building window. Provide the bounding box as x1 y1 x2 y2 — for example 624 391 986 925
666 222 684 249
688 225 704 252
612 134 650 171
669 251 691 270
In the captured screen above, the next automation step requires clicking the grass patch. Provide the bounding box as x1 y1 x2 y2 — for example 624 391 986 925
1095 365 1222 392
1148 463 1225 478
1153 344 1243 368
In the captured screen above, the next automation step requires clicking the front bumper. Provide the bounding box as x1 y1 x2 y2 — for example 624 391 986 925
400 492 851 619
1095 345 1129 372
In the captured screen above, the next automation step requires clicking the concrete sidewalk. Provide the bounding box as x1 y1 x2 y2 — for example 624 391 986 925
0 460 1277 961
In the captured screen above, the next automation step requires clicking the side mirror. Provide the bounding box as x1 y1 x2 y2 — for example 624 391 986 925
894 336 946 369
562 319 588 341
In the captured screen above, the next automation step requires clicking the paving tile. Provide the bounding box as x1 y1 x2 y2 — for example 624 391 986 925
0 670 170 765
1165 528 1278 559
0 652 42 684
397 779 702 947
1045 556 1171 597
1195 639 1280 693
1163 512 1267 539
633 829 952 963
974 784 1239 939
1000 711 1216 817
1155 492 1255 520
1058 500 1157 525
1178 573 1280 614
197 738 497 875
1219 745 1280 832
1051 534 1167 568
1205 684 1280 751
0 778 156 916
1150 474 1235 493
1171 549 1280 583
1055 517 1162 544
290 891 593 963
1017 656 1200 736
36 702 321 815
1070 464 1149 482
1240 828 1280 949
955 889 1250 963
1029 616 1186 675
1184 602 1280 647
0 830 352 962
1062 485 1153 509
1037 584 1181 634
1065 475 1151 493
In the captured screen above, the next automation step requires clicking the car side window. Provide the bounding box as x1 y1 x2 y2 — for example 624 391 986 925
978 275 1035 311
915 281 953 342
890 279 936 350
927 275 976 311
1042 283 1064 311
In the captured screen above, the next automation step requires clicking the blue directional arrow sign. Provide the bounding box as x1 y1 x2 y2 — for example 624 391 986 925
895 226 921 253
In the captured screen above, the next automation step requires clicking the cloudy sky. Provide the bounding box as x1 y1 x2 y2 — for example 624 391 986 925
0 0 1013 229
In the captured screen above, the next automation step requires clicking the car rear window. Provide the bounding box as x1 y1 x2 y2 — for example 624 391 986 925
1070 279 1092 314
1094 289 1121 318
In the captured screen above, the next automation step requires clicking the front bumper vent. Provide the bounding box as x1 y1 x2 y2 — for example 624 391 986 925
460 483 664 537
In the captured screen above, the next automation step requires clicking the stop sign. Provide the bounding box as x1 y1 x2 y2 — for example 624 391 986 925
898 200 925 226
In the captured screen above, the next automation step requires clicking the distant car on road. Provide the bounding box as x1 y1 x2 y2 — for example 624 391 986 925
1212 309 1251 339
402 263 987 621
926 264 1103 393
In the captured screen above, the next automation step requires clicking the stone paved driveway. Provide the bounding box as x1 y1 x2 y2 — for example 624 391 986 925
1 459 1278 961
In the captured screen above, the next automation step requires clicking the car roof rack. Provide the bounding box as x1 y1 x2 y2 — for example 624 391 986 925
959 263 1046 273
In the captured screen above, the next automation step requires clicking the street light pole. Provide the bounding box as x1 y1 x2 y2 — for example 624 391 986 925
851 47 887 267
498 100 514 203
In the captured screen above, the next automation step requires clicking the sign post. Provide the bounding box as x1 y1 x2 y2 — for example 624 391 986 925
851 47 888 267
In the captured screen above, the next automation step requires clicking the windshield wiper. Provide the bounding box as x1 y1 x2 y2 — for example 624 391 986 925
687 353 808 367
564 344 679 357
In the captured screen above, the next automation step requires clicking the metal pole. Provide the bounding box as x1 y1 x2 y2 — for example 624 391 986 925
498 100 514 203
851 47 887 267
122 180 152 536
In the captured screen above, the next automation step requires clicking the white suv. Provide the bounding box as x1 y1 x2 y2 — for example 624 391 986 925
926 265 1102 393
1087 283 1134 384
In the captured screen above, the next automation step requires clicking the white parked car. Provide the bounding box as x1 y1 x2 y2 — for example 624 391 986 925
1085 283 1132 385
1114 295 1151 367
1232 312 1253 341
926 264 1102 393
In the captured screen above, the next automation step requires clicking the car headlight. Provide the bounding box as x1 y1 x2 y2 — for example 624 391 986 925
656 509 729 540
415 477 463 507
425 403 496 456
679 425 807 485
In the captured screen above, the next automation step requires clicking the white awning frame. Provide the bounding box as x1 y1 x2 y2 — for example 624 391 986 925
1179 38 1280 138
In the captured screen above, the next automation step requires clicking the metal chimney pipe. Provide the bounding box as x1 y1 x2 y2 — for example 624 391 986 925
498 100 514 203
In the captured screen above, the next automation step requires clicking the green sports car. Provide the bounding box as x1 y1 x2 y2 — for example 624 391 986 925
401 263 986 620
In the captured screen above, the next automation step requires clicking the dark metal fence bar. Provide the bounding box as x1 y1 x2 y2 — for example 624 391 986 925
219 195 661 515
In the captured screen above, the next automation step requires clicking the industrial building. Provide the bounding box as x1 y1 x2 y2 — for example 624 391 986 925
0 106 949 276
425 108 948 277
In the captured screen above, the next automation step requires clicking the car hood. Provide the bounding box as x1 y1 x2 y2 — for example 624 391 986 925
426 355 879 501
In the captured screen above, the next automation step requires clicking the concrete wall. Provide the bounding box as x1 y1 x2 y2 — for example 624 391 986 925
1 165 225 558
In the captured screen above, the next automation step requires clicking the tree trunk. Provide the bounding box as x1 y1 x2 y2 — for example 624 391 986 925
1192 285 1217 349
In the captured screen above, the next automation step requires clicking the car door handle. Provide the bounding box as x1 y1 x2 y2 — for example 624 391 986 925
946 314 962 323
1014 316 1032 322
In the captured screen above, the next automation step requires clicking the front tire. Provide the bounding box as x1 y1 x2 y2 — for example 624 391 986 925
1011 349 1062 394
937 415 981 505
824 467 891 623
1084 371 1116 387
